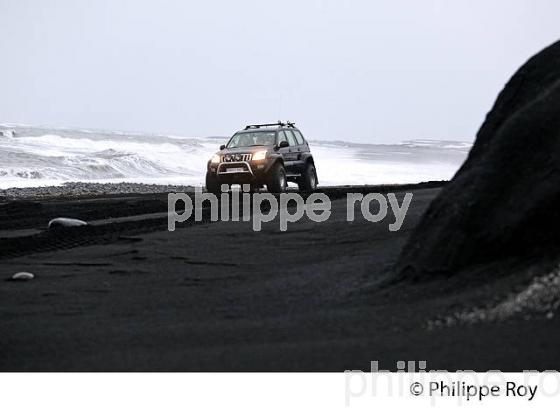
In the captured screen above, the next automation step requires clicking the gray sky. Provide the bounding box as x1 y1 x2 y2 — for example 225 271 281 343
1 0 559 143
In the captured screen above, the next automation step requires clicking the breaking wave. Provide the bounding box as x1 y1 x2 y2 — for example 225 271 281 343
0 124 471 188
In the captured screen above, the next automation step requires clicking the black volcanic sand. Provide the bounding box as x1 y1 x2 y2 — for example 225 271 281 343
1 183 559 371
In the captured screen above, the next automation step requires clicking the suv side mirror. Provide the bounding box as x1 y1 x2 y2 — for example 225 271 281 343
278 140 289 148
219 144 226 150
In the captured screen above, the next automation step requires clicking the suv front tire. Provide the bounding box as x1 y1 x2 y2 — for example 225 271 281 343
267 163 287 193
205 171 221 195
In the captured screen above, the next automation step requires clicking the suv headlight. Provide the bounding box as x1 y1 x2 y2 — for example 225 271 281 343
252 150 267 161
210 154 220 164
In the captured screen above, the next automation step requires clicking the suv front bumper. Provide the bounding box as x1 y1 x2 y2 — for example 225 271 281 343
208 160 271 183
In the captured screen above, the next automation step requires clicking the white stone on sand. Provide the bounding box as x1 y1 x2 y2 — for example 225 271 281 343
12 272 34 281
48 217 88 228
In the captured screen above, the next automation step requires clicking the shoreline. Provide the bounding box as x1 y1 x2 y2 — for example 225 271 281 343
0 180 448 201
0 181 198 200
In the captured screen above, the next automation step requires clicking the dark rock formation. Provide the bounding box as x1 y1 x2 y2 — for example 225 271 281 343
398 40 560 277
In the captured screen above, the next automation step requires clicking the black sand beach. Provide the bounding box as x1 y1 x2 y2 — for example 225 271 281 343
1 182 559 371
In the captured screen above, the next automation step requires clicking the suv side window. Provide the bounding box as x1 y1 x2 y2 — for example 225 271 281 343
284 130 298 146
293 130 305 145
277 131 288 145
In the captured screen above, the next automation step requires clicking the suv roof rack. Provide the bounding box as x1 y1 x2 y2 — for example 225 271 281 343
244 121 295 130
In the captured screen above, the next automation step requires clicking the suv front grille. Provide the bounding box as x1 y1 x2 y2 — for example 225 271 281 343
222 153 252 162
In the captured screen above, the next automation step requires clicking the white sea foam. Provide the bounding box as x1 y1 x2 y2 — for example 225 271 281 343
0 124 471 189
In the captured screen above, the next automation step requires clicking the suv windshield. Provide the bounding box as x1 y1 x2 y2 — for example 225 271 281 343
227 131 276 148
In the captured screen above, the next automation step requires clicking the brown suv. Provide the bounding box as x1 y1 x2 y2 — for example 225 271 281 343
206 122 318 194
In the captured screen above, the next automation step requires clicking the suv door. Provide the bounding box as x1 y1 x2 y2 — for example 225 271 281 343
284 129 306 173
277 130 293 170
285 130 301 173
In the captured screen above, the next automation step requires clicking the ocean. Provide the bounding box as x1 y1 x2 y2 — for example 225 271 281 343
0 123 471 189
